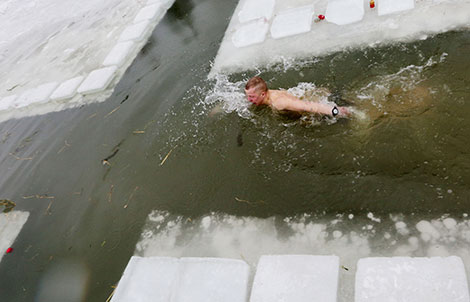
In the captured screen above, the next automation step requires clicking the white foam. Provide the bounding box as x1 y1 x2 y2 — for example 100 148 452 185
174 258 250 302
0 95 17 111
77 66 117 95
232 19 270 48
118 20 151 42
14 82 59 109
416 220 441 241
111 256 179 302
355 256 470 302
237 0 275 23
0 211 29 263
270 6 314 39
103 41 135 66
250 255 339 302
134 3 164 23
325 0 364 26
50 76 85 101
378 0 415 16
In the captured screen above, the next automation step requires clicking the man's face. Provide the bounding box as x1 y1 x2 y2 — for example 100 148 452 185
245 87 265 106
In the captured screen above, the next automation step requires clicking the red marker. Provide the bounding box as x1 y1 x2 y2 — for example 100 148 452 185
6 247 13 254
318 14 325 20
370 0 375 8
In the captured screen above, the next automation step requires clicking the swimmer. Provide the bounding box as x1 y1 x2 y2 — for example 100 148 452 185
244 76 351 117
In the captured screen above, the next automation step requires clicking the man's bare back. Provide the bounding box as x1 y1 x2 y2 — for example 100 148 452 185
245 77 350 117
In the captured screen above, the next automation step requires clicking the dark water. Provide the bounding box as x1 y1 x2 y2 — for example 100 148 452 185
0 0 469 300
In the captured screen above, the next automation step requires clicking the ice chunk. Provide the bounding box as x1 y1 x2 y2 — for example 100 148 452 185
119 20 151 42
238 0 275 23
77 66 117 95
325 0 364 25
103 41 135 66
50 76 85 101
270 6 314 39
0 211 29 263
378 0 415 16
134 3 164 23
0 95 17 111
250 255 339 302
355 256 470 302
111 256 179 302
174 258 250 302
14 82 59 109
416 220 440 240
232 19 269 48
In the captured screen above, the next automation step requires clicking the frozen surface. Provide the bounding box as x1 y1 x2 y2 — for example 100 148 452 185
326 0 364 25
50 76 84 102
270 6 314 39
77 66 117 95
134 3 165 23
211 0 470 75
119 21 151 42
355 256 470 302
238 0 276 23
14 82 58 109
111 256 179 302
378 0 415 16
103 42 136 67
174 258 250 302
0 211 29 263
0 95 17 111
112 256 250 302
232 19 270 48
250 255 339 302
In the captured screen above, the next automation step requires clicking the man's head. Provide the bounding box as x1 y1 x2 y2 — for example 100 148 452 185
245 76 268 106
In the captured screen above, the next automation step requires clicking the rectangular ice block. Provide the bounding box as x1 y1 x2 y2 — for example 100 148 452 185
270 6 314 39
250 255 340 302
238 0 275 23
50 76 84 101
134 3 164 23
325 0 364 25
355 256 470 302
232 19 270 48
378 0 415 16
14 82 59 108
0 95 17 111
77 66 117 95
103 41 135 66
174 257 250 302
111 256 179 302
119 20 151 42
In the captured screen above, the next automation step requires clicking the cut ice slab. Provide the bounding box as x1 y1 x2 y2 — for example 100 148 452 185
238 0 275 23
378 0 415 16
270 5 314 39
111 257 179 302
13 82 59 109
173 258 250 302
250 255 340 302
0 211 29 263
232 19 269 48
325 0 364 25
134 3 164 23
0 95 17 111
77 66 117 95
355 256 470 302
103 41 135 66
50 76 84 101
119 20 151 42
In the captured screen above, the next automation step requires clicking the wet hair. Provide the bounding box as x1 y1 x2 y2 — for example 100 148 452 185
245 76 268 92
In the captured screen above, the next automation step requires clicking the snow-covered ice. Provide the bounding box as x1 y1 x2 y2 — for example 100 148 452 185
237 0 275 23
119 21 152 42
378 0 415 16
50 76 85 102
325 0 364 25
103 42 136 67
232 19 270 48
14 82 58 109
134 3 165 23
355 256 470 302
0 95 17 111
270 6 315 39
0 211 30 263
77 66 117 95
250 255 339 302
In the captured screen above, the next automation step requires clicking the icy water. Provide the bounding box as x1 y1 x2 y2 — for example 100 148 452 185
0 0 469 301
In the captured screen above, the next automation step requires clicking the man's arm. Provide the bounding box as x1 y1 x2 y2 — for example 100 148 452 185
274 94 349 116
